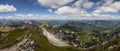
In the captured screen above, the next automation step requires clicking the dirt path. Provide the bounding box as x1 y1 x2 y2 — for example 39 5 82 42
43 29 69 46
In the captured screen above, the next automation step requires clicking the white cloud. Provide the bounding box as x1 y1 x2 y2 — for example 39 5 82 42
26 14 34 17
0 4 17 12
72 0 94 9
0 13 120 20
55 6 87 15
93 6 118 13
14 14 37 17
37 0 74 8
104 0 114 5
14 14 25 17
54 5 119 20
93 2 120 13
82 2 94 9
54 0 95 16
8 14 40 20
73 0 85 7
37 0 95 16
0 0 118 20
0 14 71 20
47 9 53 13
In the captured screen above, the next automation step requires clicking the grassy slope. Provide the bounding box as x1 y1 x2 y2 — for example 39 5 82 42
0 28 120 51
88 37 120 51
0 25 13 32
0 27 81 51
30 30 82 51
0 28 27 48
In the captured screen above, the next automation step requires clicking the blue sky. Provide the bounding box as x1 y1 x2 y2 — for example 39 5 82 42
0 0 49 15
0 0 120 20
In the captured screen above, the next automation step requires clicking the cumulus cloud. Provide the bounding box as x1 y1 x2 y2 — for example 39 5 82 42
37 0 120 15
82 2 94 9
37 0 74 8
73 0 86 7
55 6 87 15
54 5 119 20
104 0 114 5
0 4 17 12
0 0 118 20
93 1 120 13
47 9 53 13
72 0 94 9
54 0 95 16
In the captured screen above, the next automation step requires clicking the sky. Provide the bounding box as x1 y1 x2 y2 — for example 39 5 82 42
0 0 120 20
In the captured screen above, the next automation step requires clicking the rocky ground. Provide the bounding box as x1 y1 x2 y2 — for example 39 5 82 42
43 29 69 46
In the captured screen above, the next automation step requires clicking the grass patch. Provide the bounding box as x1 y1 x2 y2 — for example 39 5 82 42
30 30 81 51
0 28 27 48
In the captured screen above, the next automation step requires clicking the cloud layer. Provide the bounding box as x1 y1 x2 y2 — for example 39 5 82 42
37 0 74 8
55 6 87 15
38 0 120 16
0 13 120 20
0 0 120 20
93 2 120 13
0 4 17 12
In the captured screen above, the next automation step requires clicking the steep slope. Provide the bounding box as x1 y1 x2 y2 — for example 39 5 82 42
0 25 81 51
88 37 120 51
0 28 28 48
0 36 29 51
30 29 81 51
43 29 69 46
56 21 120 48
